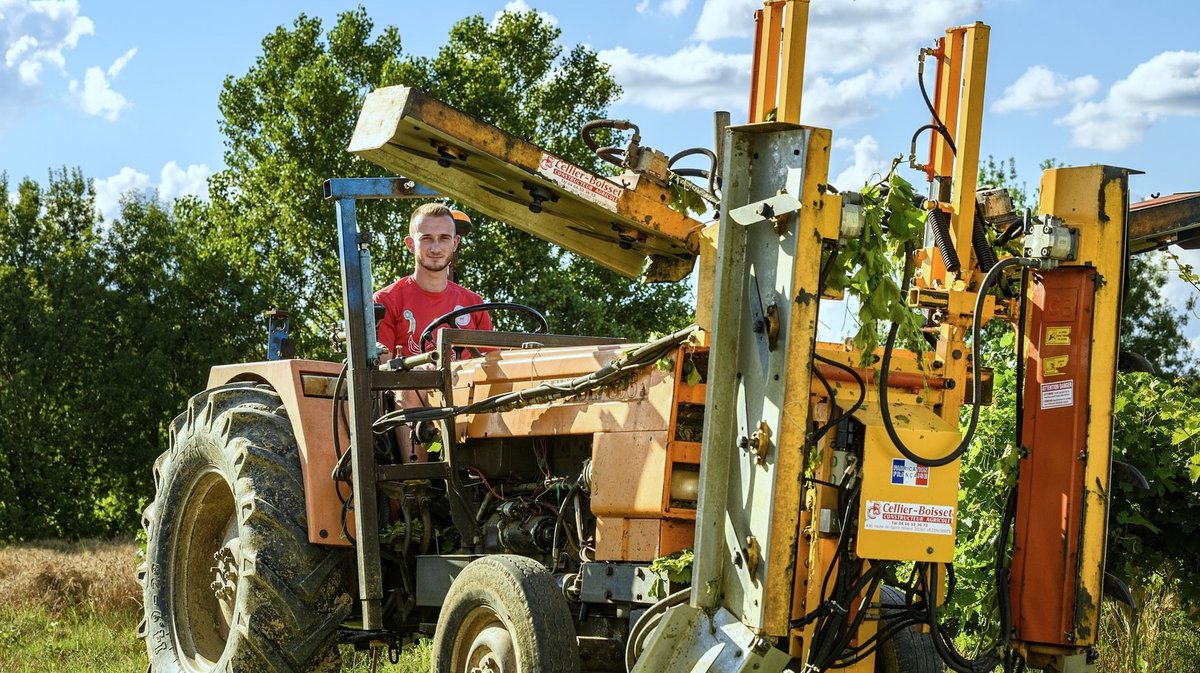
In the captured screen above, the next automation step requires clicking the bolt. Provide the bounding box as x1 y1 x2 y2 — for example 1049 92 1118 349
944 379 956 390
952 349 963 360
926 547 934 554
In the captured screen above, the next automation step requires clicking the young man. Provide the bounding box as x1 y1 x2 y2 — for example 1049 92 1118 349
374 203 492 361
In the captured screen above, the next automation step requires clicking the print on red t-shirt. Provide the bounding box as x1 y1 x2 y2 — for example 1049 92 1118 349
373 276 493 358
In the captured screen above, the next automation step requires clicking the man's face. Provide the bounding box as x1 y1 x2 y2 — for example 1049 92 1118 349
406 215 459 273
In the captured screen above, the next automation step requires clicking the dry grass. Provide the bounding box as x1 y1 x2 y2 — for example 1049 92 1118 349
0 539 427 672
0 538 141 616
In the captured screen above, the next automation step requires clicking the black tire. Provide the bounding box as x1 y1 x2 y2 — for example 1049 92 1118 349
432 555 580 673
137 384 352 673
875 585 944 673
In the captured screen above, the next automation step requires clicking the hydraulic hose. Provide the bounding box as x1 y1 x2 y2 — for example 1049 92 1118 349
581 119 638 168
879 255 1036 467
972 208 999 272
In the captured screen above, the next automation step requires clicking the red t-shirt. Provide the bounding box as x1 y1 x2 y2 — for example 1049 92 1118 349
373 276 493 358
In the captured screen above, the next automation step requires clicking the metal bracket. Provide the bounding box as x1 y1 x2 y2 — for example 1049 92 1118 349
728 193 802 229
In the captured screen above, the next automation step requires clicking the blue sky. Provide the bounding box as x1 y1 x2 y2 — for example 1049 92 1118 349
3 0 1199 346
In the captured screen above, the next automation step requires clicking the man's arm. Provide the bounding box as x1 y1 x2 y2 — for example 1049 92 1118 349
373 291 398 359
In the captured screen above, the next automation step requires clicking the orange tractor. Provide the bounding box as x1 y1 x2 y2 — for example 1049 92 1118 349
138 3 1199 672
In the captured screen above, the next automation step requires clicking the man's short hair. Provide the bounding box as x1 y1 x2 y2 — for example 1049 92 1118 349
409 203 455 236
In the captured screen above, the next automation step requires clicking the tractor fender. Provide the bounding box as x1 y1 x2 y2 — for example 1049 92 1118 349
208 360 352 547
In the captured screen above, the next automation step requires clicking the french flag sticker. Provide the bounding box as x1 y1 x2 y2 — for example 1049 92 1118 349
891 458 930 487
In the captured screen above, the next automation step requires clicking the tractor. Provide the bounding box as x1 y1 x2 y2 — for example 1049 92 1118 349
138 3 1200 672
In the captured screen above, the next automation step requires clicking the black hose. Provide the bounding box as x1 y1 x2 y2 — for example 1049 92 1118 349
918 51 956 156
922 563 1001 673
581 119 638 168
810 354 866 446
879 255 1034 467
972 207 999 272
372 326 698 432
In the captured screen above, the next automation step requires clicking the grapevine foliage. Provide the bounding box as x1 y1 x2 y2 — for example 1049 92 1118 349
823 165 928 362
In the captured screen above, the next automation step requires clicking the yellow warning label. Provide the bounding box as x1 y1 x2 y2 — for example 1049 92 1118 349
1043 355 1070 376
1046 327 1072 346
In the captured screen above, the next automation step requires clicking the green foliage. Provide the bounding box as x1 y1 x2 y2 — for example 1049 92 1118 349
0 171 263 540
668 174 707 218
648 547 694 596
1107 373 1200 596
823 166 927 361
1122 254 1195 376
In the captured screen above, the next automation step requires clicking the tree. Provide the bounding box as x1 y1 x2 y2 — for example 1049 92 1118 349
210 8 692 355
0 167 266 540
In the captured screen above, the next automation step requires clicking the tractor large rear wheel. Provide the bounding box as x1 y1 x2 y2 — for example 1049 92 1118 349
432 555 580 673
138 384 351 673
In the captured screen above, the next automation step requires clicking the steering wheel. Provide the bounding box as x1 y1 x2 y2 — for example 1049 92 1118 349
418 302 548 356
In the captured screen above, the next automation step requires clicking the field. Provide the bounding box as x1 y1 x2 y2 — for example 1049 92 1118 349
0 540 1194 672
0 540 427 673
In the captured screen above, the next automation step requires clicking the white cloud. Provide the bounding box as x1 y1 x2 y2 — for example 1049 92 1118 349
803 65 907 129
613 0 976 126
661 0 690 16
1057 51 1200 150
491 0 558 27
68 48 136 121
92 162 210 221
599 44 751 112
0 2 143 130
636 0 689 15
0 0 93 84
832 135 884 189
158 161 210 202
693 0 757 41
992 65 1100 113
93 166 150 222
107 46 135 79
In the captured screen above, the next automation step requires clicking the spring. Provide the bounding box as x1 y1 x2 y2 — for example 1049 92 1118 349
927 208 960 272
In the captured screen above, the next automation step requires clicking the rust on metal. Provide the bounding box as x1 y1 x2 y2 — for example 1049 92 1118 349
1128 191 1200 252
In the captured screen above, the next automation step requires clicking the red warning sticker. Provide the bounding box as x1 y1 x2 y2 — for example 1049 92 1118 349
537 153 623 211
863 500 954 536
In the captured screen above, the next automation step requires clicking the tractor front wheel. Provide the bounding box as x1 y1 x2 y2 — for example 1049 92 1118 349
432 555 580 673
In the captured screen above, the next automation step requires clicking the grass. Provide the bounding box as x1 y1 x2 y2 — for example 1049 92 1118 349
1095 572 1200 673
0 539 428 673
3 539 1196 672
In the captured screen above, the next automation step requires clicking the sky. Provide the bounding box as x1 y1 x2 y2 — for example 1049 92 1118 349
3 0 1199 348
